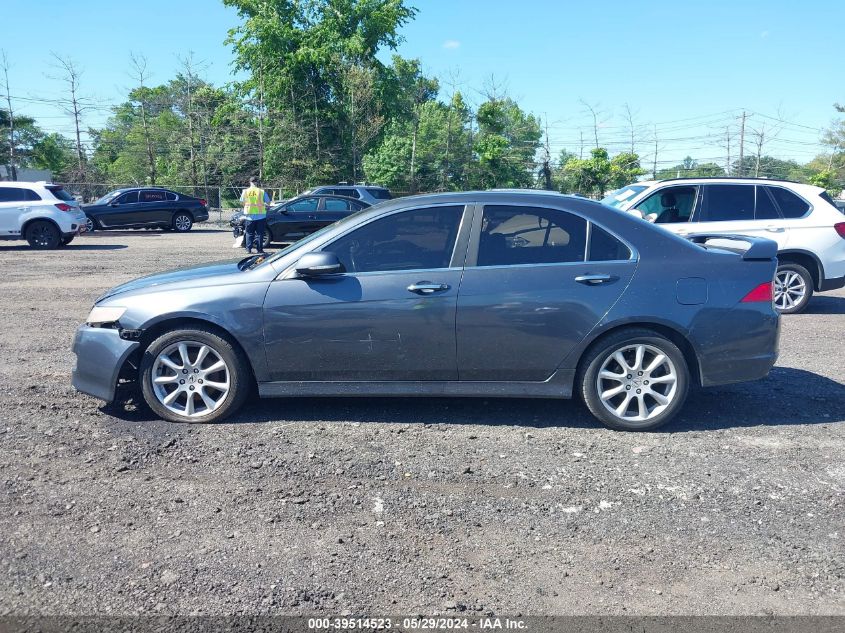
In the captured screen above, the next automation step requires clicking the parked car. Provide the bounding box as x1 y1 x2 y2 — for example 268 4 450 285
304 183 392 205
72 190 780 432
0 181 87 249
82 188 209 233
602 178 845 314
230 194 371 248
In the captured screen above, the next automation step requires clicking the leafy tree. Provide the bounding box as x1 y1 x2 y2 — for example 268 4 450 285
656 156 725 179
562 148 645 197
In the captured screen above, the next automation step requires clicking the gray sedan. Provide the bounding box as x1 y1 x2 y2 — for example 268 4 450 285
72 191 780 431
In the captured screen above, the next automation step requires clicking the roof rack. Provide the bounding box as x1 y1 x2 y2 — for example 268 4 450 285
656 175 805 185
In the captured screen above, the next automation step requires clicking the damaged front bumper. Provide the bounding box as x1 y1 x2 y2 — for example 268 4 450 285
71 325 140 402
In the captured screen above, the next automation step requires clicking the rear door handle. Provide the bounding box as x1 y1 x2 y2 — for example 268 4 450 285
765 226 785 233
574 274 617 285
407 281 450 294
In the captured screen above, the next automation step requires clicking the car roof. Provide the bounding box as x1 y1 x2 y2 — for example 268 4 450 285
0 180 58 188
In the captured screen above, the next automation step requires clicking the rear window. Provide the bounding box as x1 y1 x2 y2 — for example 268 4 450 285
588 224 631 261
46 186 73 202
140 190 167 203
767 187 810 219
366 187 392 200
819 191 844 214
166 191 178 201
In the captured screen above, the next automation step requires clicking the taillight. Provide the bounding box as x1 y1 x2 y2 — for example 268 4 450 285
834 222 845 239
741 282 773 303
199 199 207 206
54 203 73 212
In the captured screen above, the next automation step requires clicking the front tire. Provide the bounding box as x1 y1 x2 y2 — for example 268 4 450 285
774 263 813 314
84 215 97 233
172 213 193 232
579 329 690 431
140 327 251 423
25 220 62 249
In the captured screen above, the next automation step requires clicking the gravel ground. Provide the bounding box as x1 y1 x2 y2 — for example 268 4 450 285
0 227 843 617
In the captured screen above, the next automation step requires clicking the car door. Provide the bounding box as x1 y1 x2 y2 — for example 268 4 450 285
630 185 699 231
276 196 321 241
319 197 357 227
456 203 637 381
692 184 788 246
262 204 470 382
137 189 171 225
0 186 31 234
99 190 140 227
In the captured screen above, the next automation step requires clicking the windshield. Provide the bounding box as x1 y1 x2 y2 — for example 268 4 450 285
601 185 647 209
93 191 121 205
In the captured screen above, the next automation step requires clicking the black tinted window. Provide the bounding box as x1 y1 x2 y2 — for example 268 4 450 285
140 190 167 203
478 205 587 266
0 187 29 202
699 185 754 222
589 224 631 261
118 191 139 204
754 186 780 220
324 198 352 211
367 188 392 200
335 188 359 199
329 206 463 273
45 186 70 201
166 191 178 201
768 187 810 218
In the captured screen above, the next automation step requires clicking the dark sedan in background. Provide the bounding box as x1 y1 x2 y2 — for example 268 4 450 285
83 188 209 232
73 190 780 431
230 193 371 248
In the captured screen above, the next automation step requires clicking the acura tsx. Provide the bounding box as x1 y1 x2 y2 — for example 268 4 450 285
72 191 780 431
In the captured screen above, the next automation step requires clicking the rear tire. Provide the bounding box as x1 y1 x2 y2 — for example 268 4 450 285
172 213 193 232
25 220 62 249
84 215 97 233
579 329 690 431
774 263 813 314
140 327 251 424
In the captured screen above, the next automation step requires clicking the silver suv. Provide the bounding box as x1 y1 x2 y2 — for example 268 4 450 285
603 178 845 313
0 181 88 248
306 183 392 205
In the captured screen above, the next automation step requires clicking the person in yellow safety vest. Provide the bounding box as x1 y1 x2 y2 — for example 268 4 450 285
239 176 271 254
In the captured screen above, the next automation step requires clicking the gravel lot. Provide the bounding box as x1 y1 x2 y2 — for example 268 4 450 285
0 227 843 616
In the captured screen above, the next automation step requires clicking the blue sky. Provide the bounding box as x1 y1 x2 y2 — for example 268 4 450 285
3 0 843 168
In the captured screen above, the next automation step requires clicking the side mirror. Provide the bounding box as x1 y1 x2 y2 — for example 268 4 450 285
294 252 345 277
110 202 119 207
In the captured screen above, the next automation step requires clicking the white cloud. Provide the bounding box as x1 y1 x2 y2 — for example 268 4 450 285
442 40 461 49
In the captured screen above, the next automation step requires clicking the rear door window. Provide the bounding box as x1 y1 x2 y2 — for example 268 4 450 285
477 205 587 266
0 187 30 202
698 185 754 222
323 198 353 211
754 186 781 220
636 186 697 223
588 224 632 261
366 188 392 200
334 188 360 199
767 187 811 218
287 197 319 212
139 190 167 203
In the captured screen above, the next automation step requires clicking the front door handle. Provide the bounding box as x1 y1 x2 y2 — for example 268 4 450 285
407 281 450 294
765 226 785 233
574 274 617 285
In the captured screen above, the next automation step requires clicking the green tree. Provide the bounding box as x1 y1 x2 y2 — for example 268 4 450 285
656 156 726 179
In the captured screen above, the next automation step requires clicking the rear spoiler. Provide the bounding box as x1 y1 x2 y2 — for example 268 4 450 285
685 233 778 260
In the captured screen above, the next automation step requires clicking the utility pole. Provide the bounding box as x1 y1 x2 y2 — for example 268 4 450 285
737 111 746 177
724 125 731 176
652 124 658 179
1 51 16 180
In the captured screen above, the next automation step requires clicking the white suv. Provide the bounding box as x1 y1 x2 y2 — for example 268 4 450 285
0 181 88 249
602 178 845 314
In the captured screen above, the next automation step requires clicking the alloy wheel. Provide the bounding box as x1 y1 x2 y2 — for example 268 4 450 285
151 341 230 418
773 270 806 311
174 214 192 231
85 216 95 232
596 343 678 423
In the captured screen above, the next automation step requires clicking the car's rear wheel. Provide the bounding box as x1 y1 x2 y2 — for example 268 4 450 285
579 329 690 431
774 263 813 314
84 215 97 233
140 327 251 424
173 213 193 232
25 220 62 249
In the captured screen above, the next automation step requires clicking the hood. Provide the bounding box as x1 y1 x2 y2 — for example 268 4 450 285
97 260 248 302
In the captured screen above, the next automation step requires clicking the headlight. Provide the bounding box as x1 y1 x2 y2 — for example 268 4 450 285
86 306 127 326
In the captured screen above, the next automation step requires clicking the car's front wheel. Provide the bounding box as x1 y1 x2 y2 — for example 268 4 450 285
172 213 193 232
25 220 62 249
579 329 690 431
140 327 251 423
84 215 97 233
774 263 813 314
